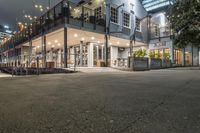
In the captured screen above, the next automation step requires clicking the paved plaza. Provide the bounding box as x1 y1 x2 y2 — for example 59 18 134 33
0 69 200 133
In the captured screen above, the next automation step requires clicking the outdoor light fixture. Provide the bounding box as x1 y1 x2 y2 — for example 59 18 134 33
4 25 9 29
35 5 38 8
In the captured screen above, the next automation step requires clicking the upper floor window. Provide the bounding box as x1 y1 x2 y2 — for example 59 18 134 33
110 7 118 23
95 6 102 19
123 12 130 27
136 17 141 31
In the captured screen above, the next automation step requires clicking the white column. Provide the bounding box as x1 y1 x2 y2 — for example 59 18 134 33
101 45 104 60
58 49 62 68
96 45 99 60
88 43 94 67
110 46 118 67
49 49 52 61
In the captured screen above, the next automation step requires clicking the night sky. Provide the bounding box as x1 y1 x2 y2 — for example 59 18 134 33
0 0 80 30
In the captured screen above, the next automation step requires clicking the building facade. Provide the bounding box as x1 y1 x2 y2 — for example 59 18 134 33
0 0 199 68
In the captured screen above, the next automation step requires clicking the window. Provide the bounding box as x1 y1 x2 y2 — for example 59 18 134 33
95 7 102 19
123 12 130 27
136 17 141 31
110 7 118 23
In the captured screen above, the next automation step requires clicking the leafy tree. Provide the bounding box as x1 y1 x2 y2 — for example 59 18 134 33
133 49 147 58
169 0 200 48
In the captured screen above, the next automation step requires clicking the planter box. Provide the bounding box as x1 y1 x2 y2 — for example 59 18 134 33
129 57 149 71
150 58 162 69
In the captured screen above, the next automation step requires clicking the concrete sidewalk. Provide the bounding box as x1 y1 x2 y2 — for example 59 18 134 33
0 71 12 78
67 67 124 73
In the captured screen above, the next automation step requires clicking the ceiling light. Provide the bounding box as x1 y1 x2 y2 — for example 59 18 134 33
97 41 100 43
74 34 78 37
126 43 129 46
52 45 55 48
91 37 95 40
57 43 61 46
37 46 40 48
35 5 38 8
54 40 58 43
81 37 85 41
48 42 51 45
117 41 120 44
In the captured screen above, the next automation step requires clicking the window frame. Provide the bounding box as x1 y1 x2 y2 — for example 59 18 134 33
110 6 118 24
123 11 130 28
135 17 141 32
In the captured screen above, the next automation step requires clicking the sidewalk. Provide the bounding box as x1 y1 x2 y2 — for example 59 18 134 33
168 67 200 70
0 71 12 78
66 67 124 73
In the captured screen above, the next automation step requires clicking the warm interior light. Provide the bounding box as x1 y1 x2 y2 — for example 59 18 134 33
48 42 51 45
57 43 61 46
54 40 58 43
81 37 85 41
74 34 78 37
91 37 95 40
52 45 55 48
117 41 120 44
97 41 100 43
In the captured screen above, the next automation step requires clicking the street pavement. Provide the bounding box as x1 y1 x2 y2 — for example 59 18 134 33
0 69 200 133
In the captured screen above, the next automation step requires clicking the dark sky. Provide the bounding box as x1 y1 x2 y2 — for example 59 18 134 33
0 0 80 30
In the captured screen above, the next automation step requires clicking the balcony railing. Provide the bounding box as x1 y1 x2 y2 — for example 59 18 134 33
0 0 106 53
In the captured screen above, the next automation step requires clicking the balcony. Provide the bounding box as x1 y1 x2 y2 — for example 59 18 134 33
1 0 106 52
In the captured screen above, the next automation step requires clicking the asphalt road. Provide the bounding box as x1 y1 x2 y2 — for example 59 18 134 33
0 69 200 133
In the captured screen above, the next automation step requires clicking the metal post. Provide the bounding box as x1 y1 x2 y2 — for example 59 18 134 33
37 56 39 75
74 47 76 71
183 47 186 66
105 34 108 67
80 41 83 66
43 35 47 68
64 26 68 68
191 45 194 66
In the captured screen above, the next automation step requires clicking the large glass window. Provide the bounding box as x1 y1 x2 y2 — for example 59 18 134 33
123 12 130 27
110 7 118 23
